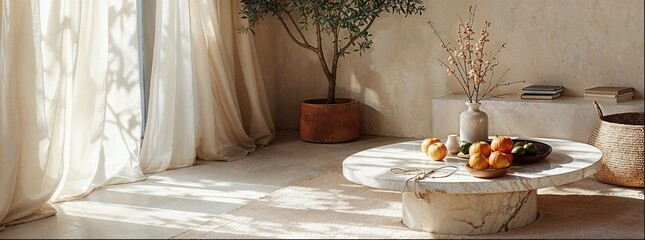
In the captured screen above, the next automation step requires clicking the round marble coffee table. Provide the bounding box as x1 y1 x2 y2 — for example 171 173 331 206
342 137 602 235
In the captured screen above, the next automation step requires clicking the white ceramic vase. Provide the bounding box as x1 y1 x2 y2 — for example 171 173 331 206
459 102 488 143
445 134 460 154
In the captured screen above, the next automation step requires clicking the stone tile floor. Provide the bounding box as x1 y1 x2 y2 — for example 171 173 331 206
0 131 408 239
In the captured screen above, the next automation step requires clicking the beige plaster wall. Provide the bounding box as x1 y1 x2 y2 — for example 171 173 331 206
254 0 644 138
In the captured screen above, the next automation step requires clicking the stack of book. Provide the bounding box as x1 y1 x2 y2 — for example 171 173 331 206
521 85 564 100
584 86 634 103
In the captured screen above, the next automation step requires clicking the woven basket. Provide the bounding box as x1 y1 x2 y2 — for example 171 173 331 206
587 101 644 188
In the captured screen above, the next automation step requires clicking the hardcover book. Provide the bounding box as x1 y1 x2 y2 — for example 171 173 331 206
584 95 633 103
584 92 634 98
521 93 562 100
584 86 634 96
522 85 564 91
522 88 564 95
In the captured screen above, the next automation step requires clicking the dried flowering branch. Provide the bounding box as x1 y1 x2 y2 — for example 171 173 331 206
428 5 523 103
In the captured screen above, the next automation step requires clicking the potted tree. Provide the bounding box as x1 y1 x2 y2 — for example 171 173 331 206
240 0 426 143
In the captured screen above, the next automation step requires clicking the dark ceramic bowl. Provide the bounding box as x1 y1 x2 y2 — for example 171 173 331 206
511 139 552 164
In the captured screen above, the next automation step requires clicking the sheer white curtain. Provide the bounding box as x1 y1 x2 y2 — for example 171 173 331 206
1 0 61 229
1 0 143 228
47 0 144 203
140 0 275 173
2 0 274 230
138 0 197 172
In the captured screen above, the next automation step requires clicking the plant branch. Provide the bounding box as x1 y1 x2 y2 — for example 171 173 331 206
277 15 317 53
429 21 471 102
428 24 458 69
469 5 477 29
331 0 346 78
475 83 480 102
285 10 316 51
332 21 340 79
456 14 471 97
341 16 376 53
482 65 495 98
478 68 524 101
482 68 511 97
479 92 516 101
316 24 332 81
438 60 469 98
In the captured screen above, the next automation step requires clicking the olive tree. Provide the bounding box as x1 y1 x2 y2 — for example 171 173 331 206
240 0 426 104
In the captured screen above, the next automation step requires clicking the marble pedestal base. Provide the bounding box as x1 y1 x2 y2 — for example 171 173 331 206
402 190 538 235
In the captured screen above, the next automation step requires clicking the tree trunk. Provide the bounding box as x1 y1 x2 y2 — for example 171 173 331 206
326 77 336 104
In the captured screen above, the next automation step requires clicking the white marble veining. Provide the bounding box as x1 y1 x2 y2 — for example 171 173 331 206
342 138 602 194
402 191 538 235
342 137 602 235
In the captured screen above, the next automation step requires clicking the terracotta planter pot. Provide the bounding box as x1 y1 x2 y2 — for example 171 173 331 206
300 98 360 143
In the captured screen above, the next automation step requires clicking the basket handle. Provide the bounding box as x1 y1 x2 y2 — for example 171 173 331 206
592 101 604 119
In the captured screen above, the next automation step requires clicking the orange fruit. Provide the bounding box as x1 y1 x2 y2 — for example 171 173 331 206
468 153 489 170
491 136 514 153
421 138 442 155
489 151 513 169
469 141 492 158
427 143 448 161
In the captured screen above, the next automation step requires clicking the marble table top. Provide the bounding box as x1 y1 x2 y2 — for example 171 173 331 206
342 137 603 194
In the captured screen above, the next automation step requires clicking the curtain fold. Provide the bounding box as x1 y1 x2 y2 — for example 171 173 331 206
1 0 60 229
2 0 145 229
50 0 144 202
139 0 196 173
140 0 275 173
233 10 275 146
191 0 275 160
2 0 274 230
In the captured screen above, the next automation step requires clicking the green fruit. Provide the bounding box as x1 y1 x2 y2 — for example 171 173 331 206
523 143 538 156
512 146 526 156
460 142 472 154
514 141 526 148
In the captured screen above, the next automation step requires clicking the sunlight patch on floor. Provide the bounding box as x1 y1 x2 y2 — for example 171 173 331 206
104 184 268 205
58 201 217 229
144 175 279 189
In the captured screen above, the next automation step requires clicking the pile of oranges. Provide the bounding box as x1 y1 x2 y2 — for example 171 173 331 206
419 136 516 171
468 136 514 170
